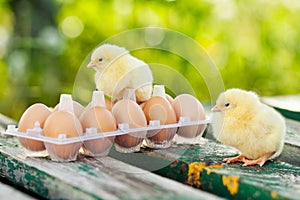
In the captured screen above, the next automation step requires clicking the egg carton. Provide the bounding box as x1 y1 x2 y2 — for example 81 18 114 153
2 116 211 162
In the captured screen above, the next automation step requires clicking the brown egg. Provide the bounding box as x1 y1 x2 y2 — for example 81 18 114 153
112 99 147 152
18 103 52 151
166 94 174 104
43 110 83 161
80 106 116 156
143 96 177 148
104 97 113 111
85 97 114 112
172 94 206 138
53 100 85 118
139 101 146 109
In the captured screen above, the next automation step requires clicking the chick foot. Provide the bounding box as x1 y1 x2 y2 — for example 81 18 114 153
223 154 247 164
242 152 275 167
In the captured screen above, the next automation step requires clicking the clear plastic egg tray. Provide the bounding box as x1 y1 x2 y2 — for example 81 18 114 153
2 116 211 162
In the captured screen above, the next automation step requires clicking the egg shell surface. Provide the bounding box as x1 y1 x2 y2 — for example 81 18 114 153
53 100 85 118
80 106 116 156
43 110 83 160
112 99 147 129
172 94 206 138
112 99 147 148
80 106 116 132
143 96 177 144
44 111 83 138
18 103 52 151
143 96 177 125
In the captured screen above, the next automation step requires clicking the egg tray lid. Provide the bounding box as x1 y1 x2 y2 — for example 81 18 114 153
2 117 211 145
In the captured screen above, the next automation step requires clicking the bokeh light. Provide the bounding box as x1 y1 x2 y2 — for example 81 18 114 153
1 0 300 119
61 16 84 38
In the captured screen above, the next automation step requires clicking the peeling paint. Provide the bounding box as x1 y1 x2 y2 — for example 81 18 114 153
206 164 223 175
78 164 98 177
187 162 206 187
222 175 240 195
187 162 223 188
271 191 278 199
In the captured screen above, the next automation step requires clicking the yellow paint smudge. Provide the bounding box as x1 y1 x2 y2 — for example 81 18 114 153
222 175 240 195
206 164 223 175
206 169 212 175
187 162 223 188
271 191 278 199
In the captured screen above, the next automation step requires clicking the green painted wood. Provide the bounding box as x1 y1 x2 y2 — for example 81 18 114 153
262 95 300 121
109 138 300 200
280 119 300 166
204 119 300 167
109 116 300 200
200 163 300 200
1 95 300 200
0 136 221 200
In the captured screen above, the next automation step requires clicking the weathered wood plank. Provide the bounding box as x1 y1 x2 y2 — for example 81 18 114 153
200 162 300 200
279 119 300 166
262 95 300 121
0 136 222 200
204 118 300 167
109 137 300 200
0 180 36 200
0 113 16 132
1 95 300 200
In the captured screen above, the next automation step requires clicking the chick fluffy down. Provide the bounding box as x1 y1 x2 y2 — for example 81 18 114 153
92 44 153 102
212 89 286 160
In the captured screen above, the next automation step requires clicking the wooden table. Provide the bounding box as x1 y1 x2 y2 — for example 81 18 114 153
1 96 300 200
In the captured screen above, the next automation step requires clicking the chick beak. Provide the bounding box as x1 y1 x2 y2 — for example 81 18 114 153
211 105 221 112
87 61 97 68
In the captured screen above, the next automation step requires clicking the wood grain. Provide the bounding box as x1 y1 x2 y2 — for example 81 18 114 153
1 96 300 199
0 136 221 199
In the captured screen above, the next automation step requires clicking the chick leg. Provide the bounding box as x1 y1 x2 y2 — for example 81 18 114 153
223 154 247 164
242 152 275 167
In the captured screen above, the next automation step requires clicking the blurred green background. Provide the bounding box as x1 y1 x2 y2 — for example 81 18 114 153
1 0 300 120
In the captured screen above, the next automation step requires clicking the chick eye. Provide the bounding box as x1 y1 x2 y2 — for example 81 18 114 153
224 103 230 107
98 58 103 62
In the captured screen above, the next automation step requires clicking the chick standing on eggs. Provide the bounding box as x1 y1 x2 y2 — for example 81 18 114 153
87 44 153 103
211 88 286 167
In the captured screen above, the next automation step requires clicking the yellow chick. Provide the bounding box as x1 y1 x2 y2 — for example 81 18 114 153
87 44 153 103
211 88 286 167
